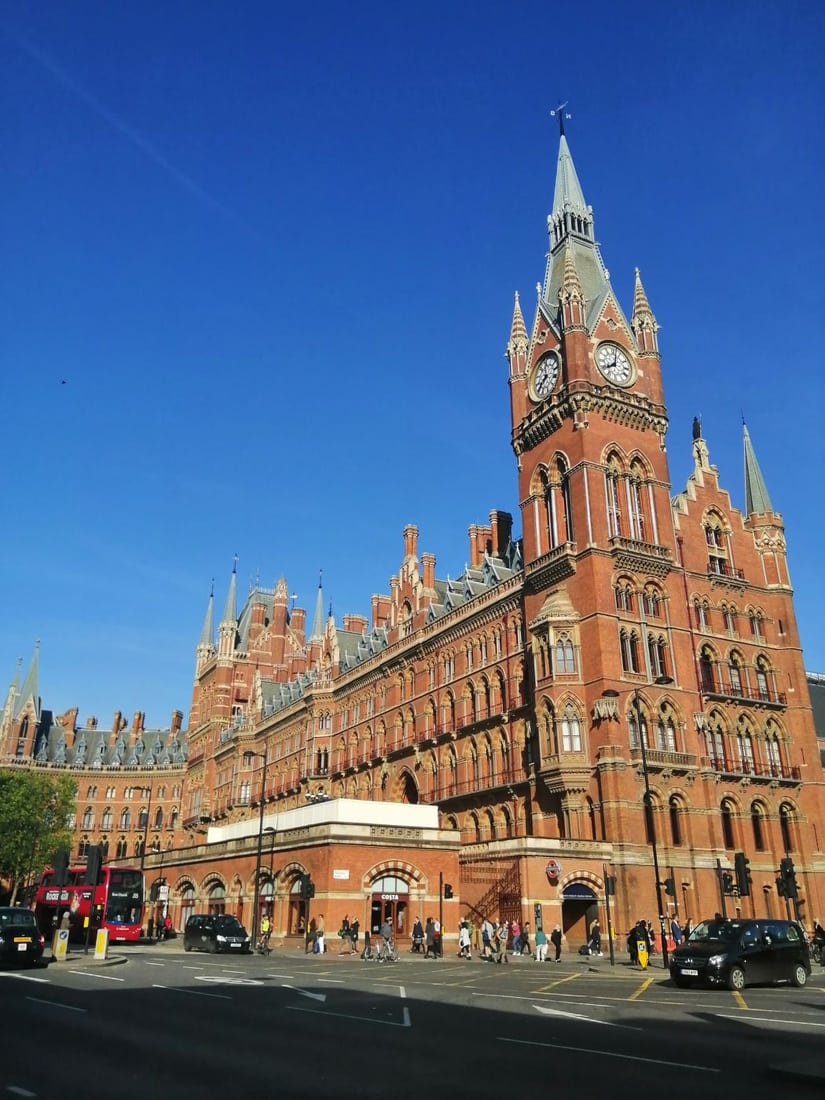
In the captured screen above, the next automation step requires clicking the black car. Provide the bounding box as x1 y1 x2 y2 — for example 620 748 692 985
670 917 810 990
183 913 252 954
0 907 46 967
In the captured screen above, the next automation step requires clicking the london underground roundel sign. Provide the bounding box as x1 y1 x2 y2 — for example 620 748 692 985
545 859 562 882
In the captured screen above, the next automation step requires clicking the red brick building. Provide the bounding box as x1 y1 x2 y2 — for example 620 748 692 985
3 122 823 951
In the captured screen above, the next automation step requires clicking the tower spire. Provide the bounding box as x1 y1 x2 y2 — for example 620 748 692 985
199 580 215 647
631 267 659 354
15 641 41 720
221 558 238 625
743 421 774 515
310 570 324 640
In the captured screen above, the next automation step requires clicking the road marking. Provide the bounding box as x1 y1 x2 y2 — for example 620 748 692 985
533 1004 621 1027
399 985 406 999
498 1037 719 1072
316 978 344 984
715 1013 825 1029
26 997 86 1013
194 975 263 987
266 973 295 979
152 983 231 1000
143 962 164 967
732 990 747 1009
535 973 581 992
0 972 49 984
7 1086 37 1096
68 971 124 981
288 1006 411 1027
628 977 654 1001
283 984 326 1002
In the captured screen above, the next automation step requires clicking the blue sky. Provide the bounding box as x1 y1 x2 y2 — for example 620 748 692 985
2 1 823 728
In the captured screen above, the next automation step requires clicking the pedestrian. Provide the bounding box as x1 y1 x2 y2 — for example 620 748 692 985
535 925 548 962
481 917 493 959
412 916 424 954
683 918 693 940
313 914 325 955
351 917 359 953
588 918 602 956
338 914 352 954
458 919 471 959
520 921 532 957
163 913 172 941
550 924 562 962
433 916 442 957
491 922 509 964
425 917 437 958
627 925 639 965
470 918 481 955
670 916 683 947
511 919 522 955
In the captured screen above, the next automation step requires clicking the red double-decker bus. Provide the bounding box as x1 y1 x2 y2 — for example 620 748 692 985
34 865 144 943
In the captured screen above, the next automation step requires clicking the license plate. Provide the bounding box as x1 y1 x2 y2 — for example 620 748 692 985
680 968 698 976
229 942 242 948
14 937 31 944
17 943 29 951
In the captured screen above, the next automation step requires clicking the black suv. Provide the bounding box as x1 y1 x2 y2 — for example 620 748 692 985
670 917 810 990
183 914 252 954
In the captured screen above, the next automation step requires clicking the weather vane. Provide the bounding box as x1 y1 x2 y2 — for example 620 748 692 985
550 101 572 137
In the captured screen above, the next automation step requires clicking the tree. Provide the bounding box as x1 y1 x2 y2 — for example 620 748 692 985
0 770 76 904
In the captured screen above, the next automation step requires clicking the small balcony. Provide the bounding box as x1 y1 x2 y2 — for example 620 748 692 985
703 756 801 784
630 747 697 774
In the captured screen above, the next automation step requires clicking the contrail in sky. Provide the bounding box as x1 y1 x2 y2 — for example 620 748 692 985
9 28 241 223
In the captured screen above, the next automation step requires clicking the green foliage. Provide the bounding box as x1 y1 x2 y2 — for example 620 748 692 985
0 769 76 902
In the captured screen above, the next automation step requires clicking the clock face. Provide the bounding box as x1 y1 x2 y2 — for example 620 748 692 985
596 343 633 385
532 354 560 400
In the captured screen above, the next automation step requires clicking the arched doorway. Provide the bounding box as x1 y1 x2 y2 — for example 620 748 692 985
370 874 410 939
289 877 309 936
178 883 196 932
560 881 598 947
207 882 226 916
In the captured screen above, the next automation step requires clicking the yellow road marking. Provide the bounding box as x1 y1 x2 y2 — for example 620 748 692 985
732 990 748 1009
628 976 654 1001
535 972 581 992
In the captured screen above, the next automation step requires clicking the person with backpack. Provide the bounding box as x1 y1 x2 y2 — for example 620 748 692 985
550 924 563 962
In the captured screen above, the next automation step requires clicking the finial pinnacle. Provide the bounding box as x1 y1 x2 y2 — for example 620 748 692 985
550 101 572 138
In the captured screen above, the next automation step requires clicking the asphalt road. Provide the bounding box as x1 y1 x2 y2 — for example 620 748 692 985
1 946 823 1099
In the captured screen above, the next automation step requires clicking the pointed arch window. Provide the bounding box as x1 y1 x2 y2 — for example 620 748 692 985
557 456 574 543
643 792 656 844
119 809 131 830
643 585 662 618
755 657 773 702
735 721 755 774
627 459 647 541
669 796 683 847
615 582 634 613
779 803 796 852
655 710 677 752
699 648 717 693
81 807 94 830
560 703 582 752
555 634 576 675
605 456 623 538
706 719 726 770
728 654 743 696
647 633 669 680
751 802 766 851
101 808 112 831
765 729 783 776
620 630 641 674
721 799 735 849
694 599 710 631
628 706 648 750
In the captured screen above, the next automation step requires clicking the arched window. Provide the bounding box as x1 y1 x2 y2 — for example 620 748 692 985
655 709 677 752
628 704 648 749
694 599 710 631
699 647 717 693
751 802 766 851
779 803 795 852
560 703 582 752
735 719 755 774
557 457 574 543
605 455 623 537
643 793 656 844
669 796 683 846
208 882 226 916
721 799 735 849
101 808 112 831
755 656 772 701
628 459 647 541
119 809 131 830
728 653 743 696
81 807 94 829
643 585 662 618
647 633 669 679
705 513 728 574
555 634 576 675
586 797 598 841
615 582 634 612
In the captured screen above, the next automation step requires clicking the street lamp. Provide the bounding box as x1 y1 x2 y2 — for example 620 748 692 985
603 675 673 969
243 749 269 950
135 785 153 872
264 825 276 922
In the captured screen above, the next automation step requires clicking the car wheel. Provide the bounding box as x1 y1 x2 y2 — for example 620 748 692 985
791 963 808 988
727 965 746 992
208 940 218 954
184 943 192 952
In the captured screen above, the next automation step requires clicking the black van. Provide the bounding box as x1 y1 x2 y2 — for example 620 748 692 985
670 917 810 990
183 913 252 954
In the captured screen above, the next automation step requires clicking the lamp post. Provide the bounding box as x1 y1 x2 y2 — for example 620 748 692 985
603 675 673 970
136 785 153 872
264 825 276 923
243 749 269 950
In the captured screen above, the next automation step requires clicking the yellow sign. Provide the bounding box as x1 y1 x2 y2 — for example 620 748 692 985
52 929 69 962
637 937 649 969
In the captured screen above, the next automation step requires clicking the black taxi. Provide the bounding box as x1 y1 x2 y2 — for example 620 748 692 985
670 917 810 991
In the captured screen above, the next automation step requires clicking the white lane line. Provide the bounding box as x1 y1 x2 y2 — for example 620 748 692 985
282 984 326 1002
532 1004 637 1029
317 978 344 984
266 973 295 979
143 962 165 967
182 965 205 971
715 1013 825 1029
400 985 407 998
288 1006 411 1027
152 983 231 1001
498 1037 719 1073
26 997 86 1013
8 1085 37 1096
0 972 49 984
68 971 124 981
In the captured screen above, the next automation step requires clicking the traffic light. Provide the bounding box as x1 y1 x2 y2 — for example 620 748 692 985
299 874 315 900
444 883 454 899
84 844 103 885
775 875 787 898
605 875 616 897
53 847 70 887
734 852 751 897
721 871 734 895
779 857 798 899
663 876 676 897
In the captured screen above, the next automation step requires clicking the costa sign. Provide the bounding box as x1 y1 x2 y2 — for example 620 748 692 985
545 859 562 881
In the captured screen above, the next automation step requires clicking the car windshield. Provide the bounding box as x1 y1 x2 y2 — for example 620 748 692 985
688 920 745 944
213 916 244 933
